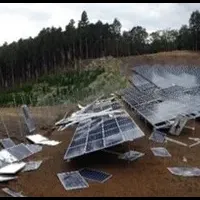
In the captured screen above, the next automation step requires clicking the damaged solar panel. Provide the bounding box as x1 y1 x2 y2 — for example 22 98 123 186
64 111 145 160
122 65 200 129
57 171 89 191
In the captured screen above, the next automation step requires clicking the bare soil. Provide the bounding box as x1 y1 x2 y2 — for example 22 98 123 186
1 51 200 197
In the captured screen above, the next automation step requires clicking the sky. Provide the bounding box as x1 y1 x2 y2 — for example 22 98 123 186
0 3 199 45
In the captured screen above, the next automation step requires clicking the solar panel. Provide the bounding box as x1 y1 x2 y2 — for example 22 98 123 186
0 149 18 164
122 65 200 129
21 105 36 134
25 144 43 154
64 111 144 160
7 144 33 161
0 138 15 149
149 130 166 143
57 171 89 191
22 161 42 172
79 168 112 183
0 162 26 175
151 147 171 157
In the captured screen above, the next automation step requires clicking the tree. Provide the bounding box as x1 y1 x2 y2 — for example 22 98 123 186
78 11 89 28
189 10 200 50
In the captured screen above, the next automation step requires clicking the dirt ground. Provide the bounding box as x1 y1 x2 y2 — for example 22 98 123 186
0 107 200 197
1 51 200 196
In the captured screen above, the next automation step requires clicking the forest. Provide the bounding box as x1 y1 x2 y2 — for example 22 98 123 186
0 10 200 89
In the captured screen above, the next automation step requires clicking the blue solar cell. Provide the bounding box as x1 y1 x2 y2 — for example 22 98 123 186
86 139 104 153
79 168 112 183
88 133 103 142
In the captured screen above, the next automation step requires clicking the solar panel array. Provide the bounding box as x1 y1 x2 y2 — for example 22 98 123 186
64 99 144 160
122 65 200 129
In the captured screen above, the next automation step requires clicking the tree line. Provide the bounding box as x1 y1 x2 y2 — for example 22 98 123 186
0 10 200 89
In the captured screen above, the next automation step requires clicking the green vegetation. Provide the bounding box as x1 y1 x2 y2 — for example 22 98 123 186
0 57 128 107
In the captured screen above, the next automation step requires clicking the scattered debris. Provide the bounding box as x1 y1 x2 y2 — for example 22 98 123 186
188 137 200 142
22 161 42 172
0 175 17 182
0 149 18 164
167 167 200 177
189 141 200 148
169 114 188 136
0 138 15 149
151 147 171 157
21 104 36 134
0 162 26 175
26 134 61 146
57 171 89 191
165 137 188 147
118 150 145 161
79 168 112 183
2 187 26 197
183 156 187 163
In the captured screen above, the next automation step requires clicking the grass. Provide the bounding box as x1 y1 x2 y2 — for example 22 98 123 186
0 56 129 107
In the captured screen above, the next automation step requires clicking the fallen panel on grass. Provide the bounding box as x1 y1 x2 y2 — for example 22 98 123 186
57 171 89 191
151 147 171 157
0 175 17 182
0 138 15 149
21 104 36 134
118 150 145 161
167 167 200 177
22 161 42 172
0 162 26 175
7 143 33 161
26 134 61 146
149 130 166 143
79 168 112 183
2 187 26 197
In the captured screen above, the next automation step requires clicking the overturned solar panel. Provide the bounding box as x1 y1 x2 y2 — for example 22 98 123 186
22 161 42 172
2 187 26 197
79 168 112 183
118 150 145 161
0 138 15 149
57 171 89 191
26 134 61 146
151 147 171 157
64 109 144 160
167 167 200 177
0 162 26 175
21 104 36 134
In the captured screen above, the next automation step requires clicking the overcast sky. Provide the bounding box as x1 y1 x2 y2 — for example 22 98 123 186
0 3 199 45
